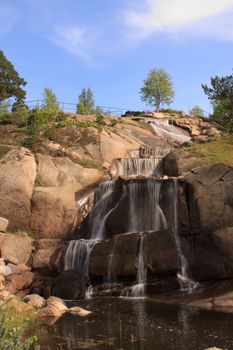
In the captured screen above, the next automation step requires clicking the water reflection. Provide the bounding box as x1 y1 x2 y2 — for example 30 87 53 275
40 298 233 350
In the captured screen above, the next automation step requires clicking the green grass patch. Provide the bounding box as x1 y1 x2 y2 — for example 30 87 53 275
35 175 48 187
185 137 233 166
74 159 103 170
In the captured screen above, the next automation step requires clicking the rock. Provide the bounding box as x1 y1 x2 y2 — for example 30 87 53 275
47 296 68 313
90 233 140 278
24 294 46 308
7 263 22 275
36 154 103 188
185 164 233 235
30 185 80 239
212 227 233 275
204 348 223 350
0 265 12 276
32 239 63 273
0 274 5 291
3 298 33 312
0 232 33 265
69 306 92 316
0 217 8 232
163 150 206 176
5 271 34 294
51 270 88 300
0 290 15 302
186 298 213 310
144 230 180 274
0 148 36 230
0 258 5 266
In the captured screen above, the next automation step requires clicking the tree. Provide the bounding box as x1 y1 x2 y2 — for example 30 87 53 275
0 50 27 103
76 88 95 114
42 88 60 117
139 68 175 111
202 72 233 132
190 105 204 117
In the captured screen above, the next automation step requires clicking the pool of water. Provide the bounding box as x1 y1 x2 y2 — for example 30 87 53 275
40 297 233 350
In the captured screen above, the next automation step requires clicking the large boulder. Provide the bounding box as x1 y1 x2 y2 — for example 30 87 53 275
30 184 80 239
212 227 233 276
144 230 180 275
36 154 103 188
51 270 88 300
0 148 36 230
90 233 140 278
33 239 63 274
0 232 33 265
185 165 233 235
5 271 34 294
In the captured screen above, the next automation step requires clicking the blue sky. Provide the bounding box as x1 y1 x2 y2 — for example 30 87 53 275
1 0 233 115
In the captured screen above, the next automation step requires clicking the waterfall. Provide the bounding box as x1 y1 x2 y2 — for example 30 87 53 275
171 179 199 293
128 180 167 233
107 235 119 285
64 239 97 273
146 118 191 144
88 181 116 240
131 234 147 297
131 147 172 159
116 158 163 177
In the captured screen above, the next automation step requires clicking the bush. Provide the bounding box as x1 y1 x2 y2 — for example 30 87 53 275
0 312 40 350
110 119 118 127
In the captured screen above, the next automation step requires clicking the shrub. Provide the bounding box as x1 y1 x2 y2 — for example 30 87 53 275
0 313 40 350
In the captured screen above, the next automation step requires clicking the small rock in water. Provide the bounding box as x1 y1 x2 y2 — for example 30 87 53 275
69 306 92 316
204 348 223 350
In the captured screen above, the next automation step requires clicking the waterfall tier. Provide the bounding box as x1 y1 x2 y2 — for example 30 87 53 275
146 118 191 144
116 158 163 177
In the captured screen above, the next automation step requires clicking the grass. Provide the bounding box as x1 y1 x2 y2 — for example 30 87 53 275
35 175 48 187
74 159 103 170
184 137 233 166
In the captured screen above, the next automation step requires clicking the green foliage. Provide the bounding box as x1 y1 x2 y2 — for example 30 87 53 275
76 88 95 114
55 111 67 122
121 110 143 117
0 313 40 350
74 159 103 170
110 118 118 127
140 68 175 111
35 175 47 187
23 108 51 149
0 50 27 103
160 108 183 115
184 137 233 165
95 112 106 127
0 100 12 125
41 88 60 117
202 72 233 132
55 120 95 128
189 105 204 117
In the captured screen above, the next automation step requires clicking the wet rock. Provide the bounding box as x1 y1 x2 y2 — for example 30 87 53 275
69 306 92 316
0 148 36 230
144 230 180 274
0 217 8 232
51 270 88 300
47 296 68 312
32 239 63 274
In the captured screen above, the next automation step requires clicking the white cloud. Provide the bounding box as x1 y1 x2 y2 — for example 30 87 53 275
124 0 233 40
50 25 97 62
0 3 18 34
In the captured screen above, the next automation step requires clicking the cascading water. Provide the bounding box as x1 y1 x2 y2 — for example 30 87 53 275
171 179 199 293
131 234 147 297
63 141 198 299
146 118 191 144
128 180 167 233
131 147 172 159
116 158 163 177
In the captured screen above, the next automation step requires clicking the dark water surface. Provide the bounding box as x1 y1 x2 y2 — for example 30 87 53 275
40 297 233 350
